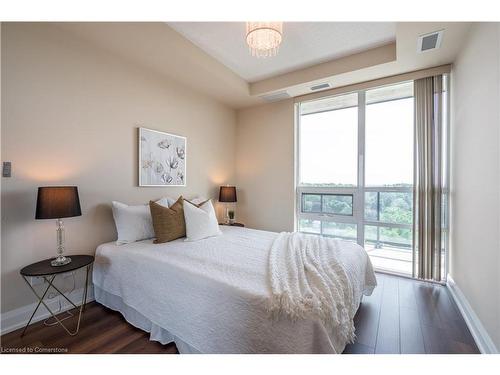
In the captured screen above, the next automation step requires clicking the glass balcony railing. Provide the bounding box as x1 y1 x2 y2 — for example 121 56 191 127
298 188 415 276
364 190 413 276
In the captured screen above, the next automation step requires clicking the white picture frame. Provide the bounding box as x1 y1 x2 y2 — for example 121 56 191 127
138 127 187 187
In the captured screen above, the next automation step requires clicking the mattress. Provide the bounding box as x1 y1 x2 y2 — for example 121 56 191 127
93 226 376 353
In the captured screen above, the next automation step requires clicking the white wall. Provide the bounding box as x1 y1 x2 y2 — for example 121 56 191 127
1 23 236 313
450 22 500 350
235 100 295 232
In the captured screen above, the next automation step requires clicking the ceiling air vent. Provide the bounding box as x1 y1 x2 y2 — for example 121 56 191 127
310 83 331 91
259 90 291 103
417 30 444 53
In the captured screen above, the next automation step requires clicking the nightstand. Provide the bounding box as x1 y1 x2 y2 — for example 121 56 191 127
219 222 245 227
20 255 94 337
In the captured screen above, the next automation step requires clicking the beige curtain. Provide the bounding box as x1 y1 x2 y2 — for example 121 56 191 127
413 75 443 281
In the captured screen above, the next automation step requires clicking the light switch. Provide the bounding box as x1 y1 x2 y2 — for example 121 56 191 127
2 162 11 177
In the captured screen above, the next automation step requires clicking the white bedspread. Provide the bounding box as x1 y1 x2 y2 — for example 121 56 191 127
93 226 376 353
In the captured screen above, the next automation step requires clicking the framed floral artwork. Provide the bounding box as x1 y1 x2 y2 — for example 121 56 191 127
139 127 186 186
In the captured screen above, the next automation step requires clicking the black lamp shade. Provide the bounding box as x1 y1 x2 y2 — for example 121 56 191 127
219 186 237 203
35 186 82 219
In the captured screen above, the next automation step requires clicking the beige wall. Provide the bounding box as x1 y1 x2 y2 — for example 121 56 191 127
236 23 500 350
3 21 500 351
1 23 236 313
450 23 500 349
235 100 295 232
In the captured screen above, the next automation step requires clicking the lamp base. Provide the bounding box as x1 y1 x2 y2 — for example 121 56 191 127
51 256 72 267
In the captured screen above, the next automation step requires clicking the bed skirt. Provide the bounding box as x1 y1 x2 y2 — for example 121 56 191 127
94 286 201 354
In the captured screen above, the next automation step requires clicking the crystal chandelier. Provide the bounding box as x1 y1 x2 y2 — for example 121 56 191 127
245 22 283 58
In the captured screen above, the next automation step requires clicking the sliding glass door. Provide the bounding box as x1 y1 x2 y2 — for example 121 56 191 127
297 81 426 277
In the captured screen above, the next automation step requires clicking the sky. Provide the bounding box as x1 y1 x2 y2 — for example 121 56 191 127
299 97 414 186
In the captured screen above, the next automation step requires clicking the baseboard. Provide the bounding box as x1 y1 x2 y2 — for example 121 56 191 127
446 275 498 354
0 285 95 336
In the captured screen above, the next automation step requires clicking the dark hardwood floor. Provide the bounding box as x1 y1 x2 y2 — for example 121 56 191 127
343 273 479 354
1 273 479 354
1 302 178 354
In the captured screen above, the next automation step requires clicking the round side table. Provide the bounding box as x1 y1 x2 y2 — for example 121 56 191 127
20 255 94 337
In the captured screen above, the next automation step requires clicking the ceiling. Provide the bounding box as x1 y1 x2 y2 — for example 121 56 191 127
57 22 471 109
251 22 472 98
168 22 396 82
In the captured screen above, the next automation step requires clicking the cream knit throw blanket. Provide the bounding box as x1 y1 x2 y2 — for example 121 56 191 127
268 232 356 344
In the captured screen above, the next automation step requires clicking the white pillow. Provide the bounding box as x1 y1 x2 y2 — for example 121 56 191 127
190 196 208 205
183 199 222 241
164 196 177 207
112 198 170 245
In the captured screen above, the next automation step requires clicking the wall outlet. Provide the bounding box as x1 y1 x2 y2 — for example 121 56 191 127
28 272 74 287
29 276 45 286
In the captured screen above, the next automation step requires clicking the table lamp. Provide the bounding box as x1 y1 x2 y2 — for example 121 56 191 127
219 185 237 224
35 186 82 266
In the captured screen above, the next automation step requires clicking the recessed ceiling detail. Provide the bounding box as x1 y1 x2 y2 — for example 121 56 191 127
168 22 396 82
58 22 470 108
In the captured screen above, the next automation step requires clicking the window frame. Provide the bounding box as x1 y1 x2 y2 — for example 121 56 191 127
301 192 354 216
296 90 367 245
295 80 447 278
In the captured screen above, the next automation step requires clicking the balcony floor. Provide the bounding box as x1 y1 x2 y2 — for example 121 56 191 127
365 244 413 276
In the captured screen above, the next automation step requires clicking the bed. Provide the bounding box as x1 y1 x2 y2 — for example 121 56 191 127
93 225 376 353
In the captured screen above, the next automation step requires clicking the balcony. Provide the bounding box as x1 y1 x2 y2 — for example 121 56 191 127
298 188 415 277
365 243 413 276
364 189 413 275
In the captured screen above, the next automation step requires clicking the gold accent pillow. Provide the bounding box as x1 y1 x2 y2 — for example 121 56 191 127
149 196 186 243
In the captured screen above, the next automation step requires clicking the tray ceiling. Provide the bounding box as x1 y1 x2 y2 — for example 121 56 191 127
168 22 396 82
